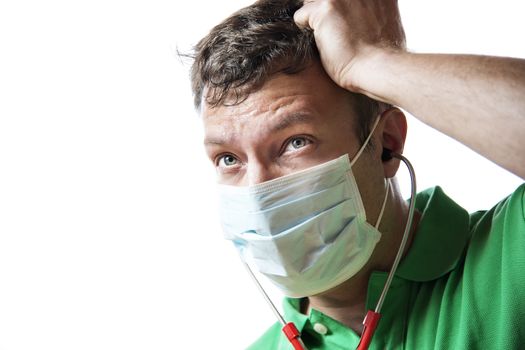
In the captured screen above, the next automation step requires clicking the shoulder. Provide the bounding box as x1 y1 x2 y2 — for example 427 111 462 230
464 183 525 279
469 183 525 237
494 183 525 219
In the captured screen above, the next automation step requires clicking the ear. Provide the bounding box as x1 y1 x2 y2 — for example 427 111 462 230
377 107 407 178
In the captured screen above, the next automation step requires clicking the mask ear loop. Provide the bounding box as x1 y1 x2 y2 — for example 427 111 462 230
350 113 383 167
374 179 390 230
347 110 391 230
237 110 395 350
356 152 417 350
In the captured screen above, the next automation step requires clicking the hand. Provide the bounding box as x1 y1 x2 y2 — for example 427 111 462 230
294 0 406 93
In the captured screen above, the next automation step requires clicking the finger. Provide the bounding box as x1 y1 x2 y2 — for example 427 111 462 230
293 1 315 29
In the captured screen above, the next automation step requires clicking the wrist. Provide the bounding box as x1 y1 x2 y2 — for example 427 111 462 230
344 46 405 104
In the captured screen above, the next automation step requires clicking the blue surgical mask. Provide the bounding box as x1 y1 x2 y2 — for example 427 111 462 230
217 120 388 297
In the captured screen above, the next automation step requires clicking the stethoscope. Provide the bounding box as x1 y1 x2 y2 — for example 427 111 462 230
242 150 417 350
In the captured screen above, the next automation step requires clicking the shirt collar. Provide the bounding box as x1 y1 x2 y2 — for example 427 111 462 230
395 186 471 281
282 297 309 331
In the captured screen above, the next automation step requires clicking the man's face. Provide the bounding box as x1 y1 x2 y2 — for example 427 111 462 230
202 62 376 188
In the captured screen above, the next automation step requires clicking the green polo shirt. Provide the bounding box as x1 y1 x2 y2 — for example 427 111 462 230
247 185 525 349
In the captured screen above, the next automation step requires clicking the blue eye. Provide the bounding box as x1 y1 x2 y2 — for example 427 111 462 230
218 154 238 167
291 137 307 149
285 137 311 152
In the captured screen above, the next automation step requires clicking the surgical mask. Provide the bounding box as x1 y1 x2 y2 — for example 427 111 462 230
217 118 388 297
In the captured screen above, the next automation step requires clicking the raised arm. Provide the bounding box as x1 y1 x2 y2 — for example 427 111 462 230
295 0 525 179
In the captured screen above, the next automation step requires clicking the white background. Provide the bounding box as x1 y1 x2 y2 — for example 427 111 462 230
0 0 523 349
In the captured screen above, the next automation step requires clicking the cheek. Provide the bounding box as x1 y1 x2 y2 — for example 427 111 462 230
351 154 387 211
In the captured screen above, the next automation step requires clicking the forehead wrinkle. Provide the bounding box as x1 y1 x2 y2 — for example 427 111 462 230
203 109 259 147
266 92 319 131
203 90 316 147
203 126 241 146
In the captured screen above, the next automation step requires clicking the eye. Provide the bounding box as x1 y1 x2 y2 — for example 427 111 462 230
217 154 239 168
284 136 312 152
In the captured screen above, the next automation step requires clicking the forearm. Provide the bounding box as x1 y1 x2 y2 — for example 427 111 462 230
353 49 525 179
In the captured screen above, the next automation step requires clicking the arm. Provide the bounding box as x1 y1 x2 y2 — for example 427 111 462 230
295 0 525 179
358 50 525 179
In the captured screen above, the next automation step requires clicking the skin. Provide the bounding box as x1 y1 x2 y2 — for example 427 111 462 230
203 62 418 333
202 0 525 336
295 0 525 179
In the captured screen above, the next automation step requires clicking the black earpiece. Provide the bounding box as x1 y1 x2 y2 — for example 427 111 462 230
382 148 393 162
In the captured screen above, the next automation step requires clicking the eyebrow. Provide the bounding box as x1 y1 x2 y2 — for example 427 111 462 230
270 112 314 133
204 112 315 146
204 132 231 146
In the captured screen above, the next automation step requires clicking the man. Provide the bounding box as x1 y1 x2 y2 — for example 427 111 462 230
189 0 525 348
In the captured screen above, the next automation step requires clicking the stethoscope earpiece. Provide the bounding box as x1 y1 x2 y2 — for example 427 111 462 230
382 148 394 162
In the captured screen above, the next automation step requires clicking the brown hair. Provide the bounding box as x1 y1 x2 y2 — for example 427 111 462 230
189 0 389 143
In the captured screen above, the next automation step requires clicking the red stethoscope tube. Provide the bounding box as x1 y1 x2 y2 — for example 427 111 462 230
241 153 416 350
243 262 308 349
357 153 416 350
356 311 381 350
282 322 307 350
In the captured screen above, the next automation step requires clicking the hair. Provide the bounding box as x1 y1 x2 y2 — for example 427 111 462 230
188 0 390 143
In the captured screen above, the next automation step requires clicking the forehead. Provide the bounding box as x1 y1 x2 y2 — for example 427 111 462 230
201 63 358 132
